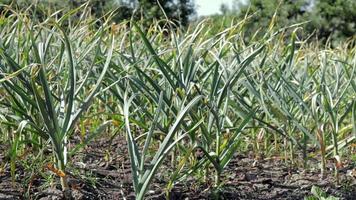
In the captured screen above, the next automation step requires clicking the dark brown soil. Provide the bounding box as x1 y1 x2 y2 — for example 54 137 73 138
1 135 355 200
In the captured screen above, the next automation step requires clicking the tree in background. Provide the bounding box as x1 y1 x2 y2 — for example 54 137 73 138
234 0 315 41
135 0 194 26
307 0 356 42
220 3 229 15
0 0 195 27
226 0 355 43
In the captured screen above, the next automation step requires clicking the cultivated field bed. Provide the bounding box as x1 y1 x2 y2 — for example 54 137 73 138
0 6 355 200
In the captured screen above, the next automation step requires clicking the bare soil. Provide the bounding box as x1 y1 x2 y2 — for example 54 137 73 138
1 135 355 200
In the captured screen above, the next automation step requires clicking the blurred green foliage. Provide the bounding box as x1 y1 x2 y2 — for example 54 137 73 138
216 0 355 44
0 0 354 43
0 0 195 27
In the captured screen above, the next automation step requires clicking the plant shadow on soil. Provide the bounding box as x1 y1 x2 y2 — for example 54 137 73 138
0 135 355 200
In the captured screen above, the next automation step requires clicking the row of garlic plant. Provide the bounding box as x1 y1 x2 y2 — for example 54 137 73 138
0 6 115 196
0 6 355 199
